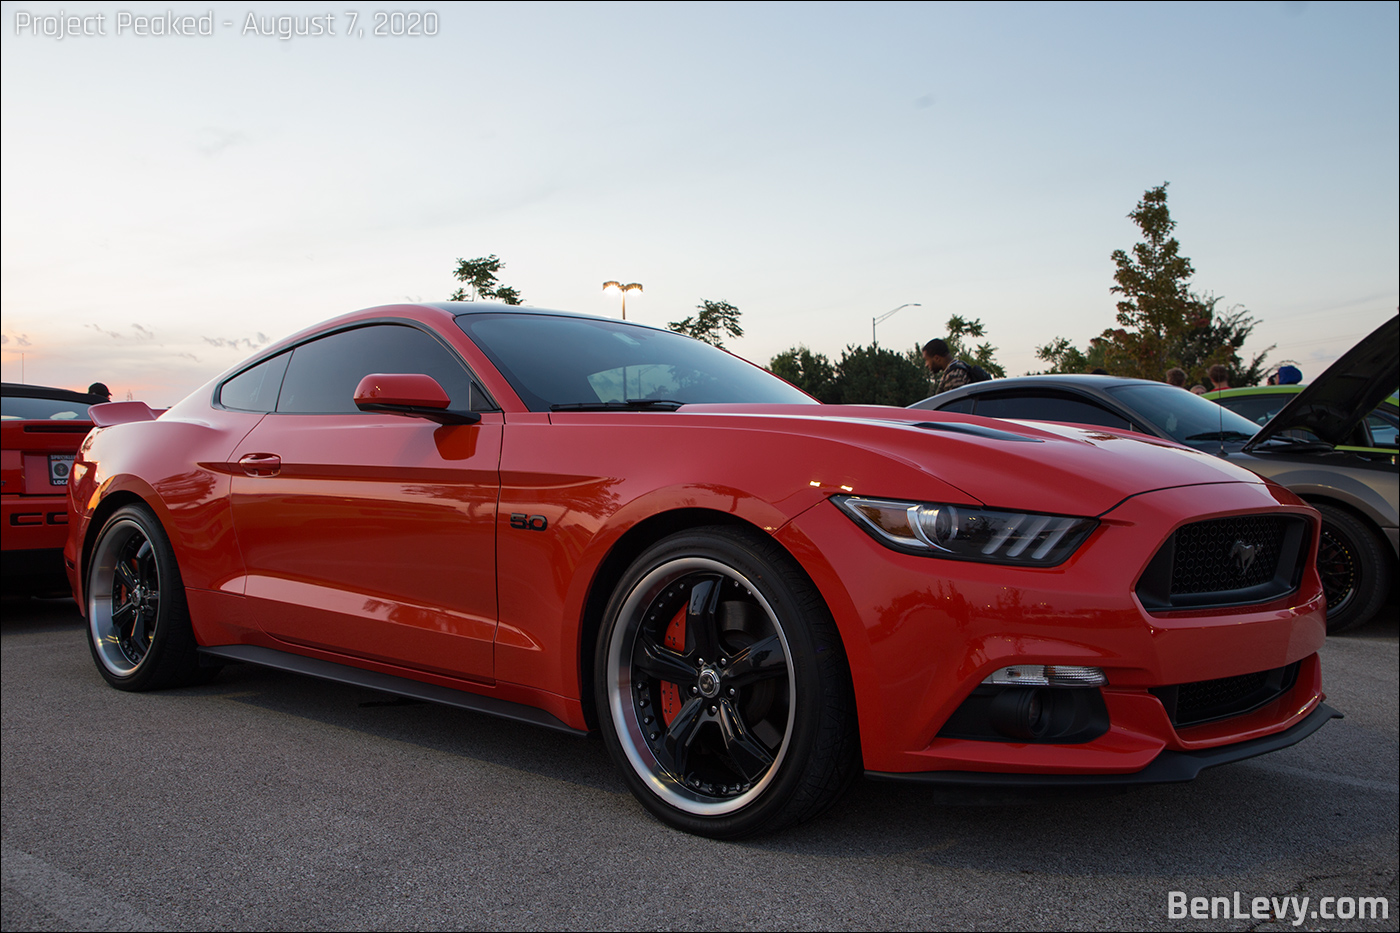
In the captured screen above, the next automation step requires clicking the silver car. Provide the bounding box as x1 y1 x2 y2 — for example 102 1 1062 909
911 316 1398 633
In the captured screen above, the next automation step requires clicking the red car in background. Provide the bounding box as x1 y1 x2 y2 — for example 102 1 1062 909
2 383 106 595
66 304 1337 837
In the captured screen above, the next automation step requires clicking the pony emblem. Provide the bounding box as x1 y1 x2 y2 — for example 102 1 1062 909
1230 540 1258 576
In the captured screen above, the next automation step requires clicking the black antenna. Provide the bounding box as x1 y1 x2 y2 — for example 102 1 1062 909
1219 381 1225 457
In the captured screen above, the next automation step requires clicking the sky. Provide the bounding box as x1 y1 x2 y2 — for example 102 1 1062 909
1 0 1396 407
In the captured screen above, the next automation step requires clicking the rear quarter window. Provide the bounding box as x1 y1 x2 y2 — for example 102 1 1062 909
219 353 290 413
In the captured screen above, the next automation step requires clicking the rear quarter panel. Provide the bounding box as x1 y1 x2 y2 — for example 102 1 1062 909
67 394 267 610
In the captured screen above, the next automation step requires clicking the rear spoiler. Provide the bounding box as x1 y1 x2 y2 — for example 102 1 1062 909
89 401 158 427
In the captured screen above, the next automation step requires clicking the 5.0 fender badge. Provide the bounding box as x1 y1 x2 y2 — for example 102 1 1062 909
510 513 548 531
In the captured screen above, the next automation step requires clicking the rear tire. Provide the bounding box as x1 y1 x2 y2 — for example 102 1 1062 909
595 526 859 838
1315 503 1391 634
86 505 211 690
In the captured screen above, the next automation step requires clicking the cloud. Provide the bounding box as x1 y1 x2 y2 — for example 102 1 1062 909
86 323 159 341
201 334 268 351
195 127 250 157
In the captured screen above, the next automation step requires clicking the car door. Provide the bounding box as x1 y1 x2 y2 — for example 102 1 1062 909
227 322 502 682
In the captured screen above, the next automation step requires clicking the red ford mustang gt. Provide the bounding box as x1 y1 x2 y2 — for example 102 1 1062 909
67 303 1336 837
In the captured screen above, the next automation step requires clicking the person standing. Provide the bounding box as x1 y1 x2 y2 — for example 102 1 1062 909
1208 364 1230 391
922 339 975 395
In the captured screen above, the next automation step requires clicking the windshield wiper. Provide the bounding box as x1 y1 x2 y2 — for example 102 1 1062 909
550 399 686 412
1252 435 1335 451
1184 431 1254 441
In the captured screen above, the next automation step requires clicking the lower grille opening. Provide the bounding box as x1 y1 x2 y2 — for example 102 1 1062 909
1151 662 1300 728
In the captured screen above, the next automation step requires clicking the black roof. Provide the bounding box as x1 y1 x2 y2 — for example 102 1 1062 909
910 373 1151 409
2 382 106 405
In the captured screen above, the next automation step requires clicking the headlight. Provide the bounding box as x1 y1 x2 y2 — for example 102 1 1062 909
832 495 1097 566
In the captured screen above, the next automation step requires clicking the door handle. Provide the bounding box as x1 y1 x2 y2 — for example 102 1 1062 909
237 453 281 477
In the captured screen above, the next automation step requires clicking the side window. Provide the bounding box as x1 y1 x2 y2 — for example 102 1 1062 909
1219 395 1288 427
935 398 977 414
973 392 1133 431
219 352 290 413
1365 410 1398 448
277 324 487 414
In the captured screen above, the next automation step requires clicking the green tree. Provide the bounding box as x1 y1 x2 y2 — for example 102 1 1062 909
766 315 1001 405
833 344 933 406
1102 182 1203 378
1169 294 1273 387
450 254 523 304
667 300 743 348
1035 335 1099 374
1037 183 1269 384
768 345 838 402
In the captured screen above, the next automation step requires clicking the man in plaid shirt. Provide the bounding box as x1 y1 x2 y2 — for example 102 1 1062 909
922 339 977 395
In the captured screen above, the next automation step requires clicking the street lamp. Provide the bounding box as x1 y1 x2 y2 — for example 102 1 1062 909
872 302 921 345
603 281 644 319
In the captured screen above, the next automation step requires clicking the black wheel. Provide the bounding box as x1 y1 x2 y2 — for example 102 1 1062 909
595 527 858 838
86 505 210 690
1315 503 1391 634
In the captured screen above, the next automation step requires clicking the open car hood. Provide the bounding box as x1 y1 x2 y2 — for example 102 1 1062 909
1244 315 1399 452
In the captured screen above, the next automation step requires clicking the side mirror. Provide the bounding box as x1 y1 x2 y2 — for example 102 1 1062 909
353 373 481 425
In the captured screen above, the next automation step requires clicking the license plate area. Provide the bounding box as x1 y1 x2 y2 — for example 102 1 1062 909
49 453 75 486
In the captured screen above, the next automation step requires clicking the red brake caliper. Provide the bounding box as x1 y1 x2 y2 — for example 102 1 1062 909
659 605 687 726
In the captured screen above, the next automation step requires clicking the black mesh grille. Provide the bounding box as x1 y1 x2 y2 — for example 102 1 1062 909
1177 670 1270 721
1171 515 1287 594
1136 513 1309 612
1152 662 1300 727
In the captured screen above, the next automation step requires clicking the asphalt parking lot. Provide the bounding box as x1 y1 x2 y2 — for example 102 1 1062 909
2 596 1396 932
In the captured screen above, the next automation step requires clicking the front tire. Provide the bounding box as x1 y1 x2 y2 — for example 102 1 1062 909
1315 503 1391 634
86 505 209 690
595 527 858 838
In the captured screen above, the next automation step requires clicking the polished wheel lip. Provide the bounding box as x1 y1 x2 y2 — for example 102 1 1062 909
607 556 796 817
88 517 158 677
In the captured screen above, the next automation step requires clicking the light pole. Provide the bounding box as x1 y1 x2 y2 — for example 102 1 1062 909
603 281 644 319
872 302 921 345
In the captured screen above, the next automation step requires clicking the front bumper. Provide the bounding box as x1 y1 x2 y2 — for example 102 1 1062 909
868 702 1342 787
777 480 1329 776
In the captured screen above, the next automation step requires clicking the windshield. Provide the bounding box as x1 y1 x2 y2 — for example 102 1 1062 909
1107 383 1263 451
1 395 94 421
456 313 815 411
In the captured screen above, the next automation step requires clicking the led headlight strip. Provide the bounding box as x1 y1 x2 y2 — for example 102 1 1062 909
832 495 1097 566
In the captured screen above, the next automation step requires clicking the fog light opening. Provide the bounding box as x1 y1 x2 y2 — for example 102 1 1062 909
989 687 1049 740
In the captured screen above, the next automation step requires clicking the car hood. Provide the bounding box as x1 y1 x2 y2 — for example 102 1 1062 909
680 404 1268 516
1245 315 1399 452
